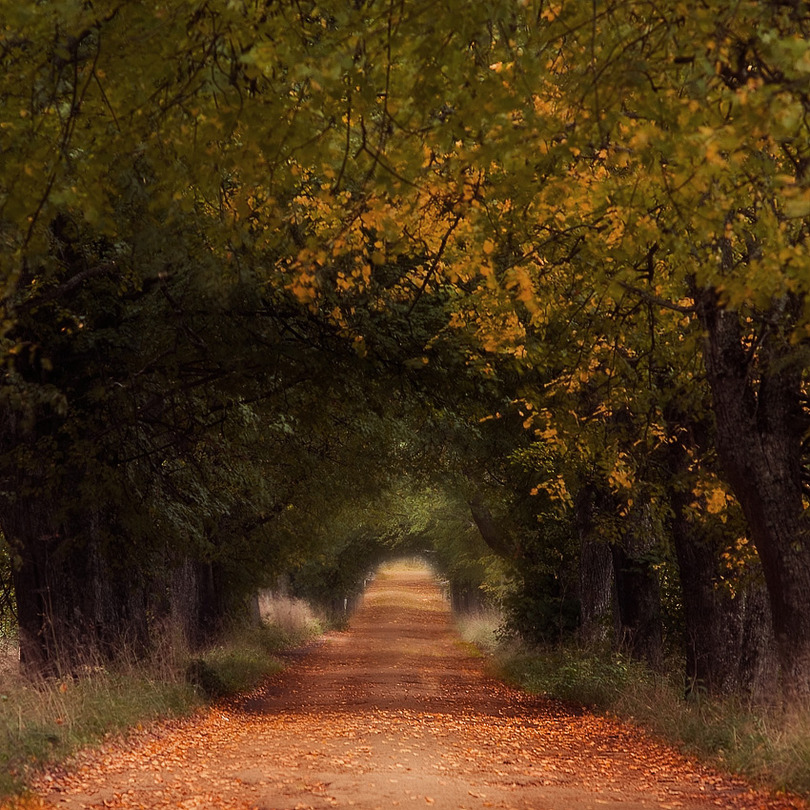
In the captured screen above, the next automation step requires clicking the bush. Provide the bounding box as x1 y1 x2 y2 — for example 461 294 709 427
498 644 646 707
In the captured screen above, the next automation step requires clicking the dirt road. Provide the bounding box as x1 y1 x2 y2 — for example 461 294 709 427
20 560 807 809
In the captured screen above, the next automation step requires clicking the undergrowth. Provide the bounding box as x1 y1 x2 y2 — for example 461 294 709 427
454 609 810 799
0 594 323 799
498 642 810 798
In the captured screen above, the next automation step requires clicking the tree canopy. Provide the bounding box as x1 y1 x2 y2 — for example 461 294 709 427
2 0 810 694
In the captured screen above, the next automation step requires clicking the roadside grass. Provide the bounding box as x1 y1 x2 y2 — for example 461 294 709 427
186 595 322 699
257 590 324 648
0 594 323 800
0 663 198 798
454 609 501 655
455 610 810 799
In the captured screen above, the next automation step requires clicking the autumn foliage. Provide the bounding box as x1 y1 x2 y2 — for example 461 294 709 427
1 0 810 748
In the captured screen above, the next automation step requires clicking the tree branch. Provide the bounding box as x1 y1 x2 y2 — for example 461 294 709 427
617 280 695 314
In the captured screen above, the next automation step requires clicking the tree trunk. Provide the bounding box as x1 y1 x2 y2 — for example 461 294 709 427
450 581 484 613
7 512 55 674
738 584 776 698
3 496 84 674
467 491 514 558
168 560 234 650
670 496 774 695
665 433 776 696
4 495 152 675
574 486 614 644
611 504 663 669
695 289 810 691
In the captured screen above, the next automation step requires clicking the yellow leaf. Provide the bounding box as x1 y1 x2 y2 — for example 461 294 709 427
706 488 726 514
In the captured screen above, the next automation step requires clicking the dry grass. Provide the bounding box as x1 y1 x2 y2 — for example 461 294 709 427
0 641 19 680
455 608 502 654
257 591 323 643
497 643 810 799
0 652 198 798
0 593 324 799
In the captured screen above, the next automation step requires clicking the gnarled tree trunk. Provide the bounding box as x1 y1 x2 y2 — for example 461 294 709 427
467 490 515 558
665 432 776 696
696 289 810 692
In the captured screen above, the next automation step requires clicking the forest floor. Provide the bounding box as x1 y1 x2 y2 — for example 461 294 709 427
7 560 808 810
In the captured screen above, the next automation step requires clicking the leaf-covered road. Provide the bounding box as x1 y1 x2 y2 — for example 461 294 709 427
18 561 808 810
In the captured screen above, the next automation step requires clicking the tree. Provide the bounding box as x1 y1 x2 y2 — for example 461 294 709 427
3 0 809 697
0 0 483 668
407 0 810 690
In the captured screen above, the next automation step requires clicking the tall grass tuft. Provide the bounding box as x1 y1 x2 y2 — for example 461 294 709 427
257 590 324 649
455 608 502 655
